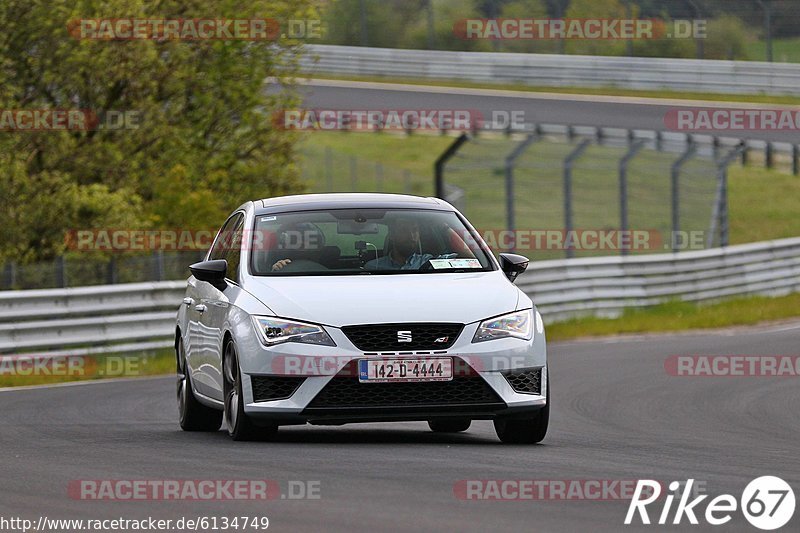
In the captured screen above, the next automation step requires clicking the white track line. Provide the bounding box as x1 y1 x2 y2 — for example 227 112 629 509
0 375 170 393
551 319 800 346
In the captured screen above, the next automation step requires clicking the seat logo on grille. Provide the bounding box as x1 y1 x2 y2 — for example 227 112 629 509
397 330 412 343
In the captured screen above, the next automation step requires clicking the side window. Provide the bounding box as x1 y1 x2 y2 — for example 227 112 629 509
224 216 245 284
209 212 244 283
209 215 238 261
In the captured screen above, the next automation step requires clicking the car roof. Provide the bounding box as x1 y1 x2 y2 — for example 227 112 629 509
255 193 453 215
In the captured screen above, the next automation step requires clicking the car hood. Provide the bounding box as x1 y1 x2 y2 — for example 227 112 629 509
245 271 520 327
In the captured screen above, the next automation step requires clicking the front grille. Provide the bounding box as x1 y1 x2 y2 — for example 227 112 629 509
502 368 542 395
306 361 502 408
341 323 463 351
250 376 306 402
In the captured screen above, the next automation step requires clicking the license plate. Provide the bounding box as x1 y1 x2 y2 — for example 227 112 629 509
358 358 453 383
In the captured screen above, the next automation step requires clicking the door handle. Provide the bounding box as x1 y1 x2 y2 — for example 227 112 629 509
194 304 207 313
183 297 193 306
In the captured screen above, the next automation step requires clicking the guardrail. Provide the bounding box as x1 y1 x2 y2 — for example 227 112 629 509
1 237 799 356
518 236 800 321
301 45 800 96
0 281 185 356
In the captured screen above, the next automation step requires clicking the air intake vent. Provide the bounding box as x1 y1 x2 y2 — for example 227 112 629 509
502 368 542 395
250 376 305 402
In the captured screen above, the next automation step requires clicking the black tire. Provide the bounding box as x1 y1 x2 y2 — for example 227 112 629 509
428 418 471 433
223 339 276 441
494 370 549 444
177 340 223 432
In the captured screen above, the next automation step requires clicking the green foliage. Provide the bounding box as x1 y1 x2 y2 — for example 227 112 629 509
400 0 491 51
703 15 750 60
497 0 555 53
564 0 627 56
0 0 311 262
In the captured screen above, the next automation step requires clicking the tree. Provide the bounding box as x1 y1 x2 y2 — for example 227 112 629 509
0 0 312 263
498 0 553 53
564 0 628 56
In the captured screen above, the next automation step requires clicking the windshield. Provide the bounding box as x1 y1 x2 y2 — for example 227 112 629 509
250 208 494 276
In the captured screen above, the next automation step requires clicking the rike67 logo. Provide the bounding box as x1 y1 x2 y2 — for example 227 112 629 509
625 477 795 530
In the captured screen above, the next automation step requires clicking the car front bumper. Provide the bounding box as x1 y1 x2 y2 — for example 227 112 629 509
235 310 548 424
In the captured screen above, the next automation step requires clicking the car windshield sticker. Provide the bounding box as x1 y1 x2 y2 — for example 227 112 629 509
428 258 482 269
260 216 277 222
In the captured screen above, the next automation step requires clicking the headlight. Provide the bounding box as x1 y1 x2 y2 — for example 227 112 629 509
472 310 533 343
252 316 336 347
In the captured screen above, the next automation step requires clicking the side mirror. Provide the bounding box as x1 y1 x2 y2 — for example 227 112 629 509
189 259 227 290
499 253 529 283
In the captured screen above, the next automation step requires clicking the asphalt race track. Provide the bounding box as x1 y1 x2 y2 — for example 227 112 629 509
1 322 797 532
299 80 800 144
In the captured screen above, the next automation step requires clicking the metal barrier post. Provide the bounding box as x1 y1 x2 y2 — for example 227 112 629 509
325 146 333 191
55 256 66 288
375 162 383 192
766 142 774 169
671 140 697 253
434 133 469 199
563 139 592 259
619 139 646 256
710 143 745 248
503 134 539 252
350 156 358 190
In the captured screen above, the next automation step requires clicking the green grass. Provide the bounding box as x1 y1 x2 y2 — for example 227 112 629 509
0 348 174 388
729 164 800 244
745 37 800 64
546 292 800 341
309 74 800 106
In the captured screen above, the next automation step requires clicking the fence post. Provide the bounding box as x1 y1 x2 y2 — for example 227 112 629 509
153 250 164 281
325 146 333 191
793 145 799 176
434 133 469 199
670 139 697 253
55 256 66 288
3 261 16 289
741 141 749 166
350 156 358 190
107 256 118 284
619 139 646 256
563 139 592 259
503 134 539 252
766 142 774 169
709 143 745 248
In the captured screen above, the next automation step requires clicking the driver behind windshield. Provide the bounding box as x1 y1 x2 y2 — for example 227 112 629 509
365 217 456 270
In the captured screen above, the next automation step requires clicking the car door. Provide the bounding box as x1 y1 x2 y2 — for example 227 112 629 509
193 211 245 401
188 213 241 400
